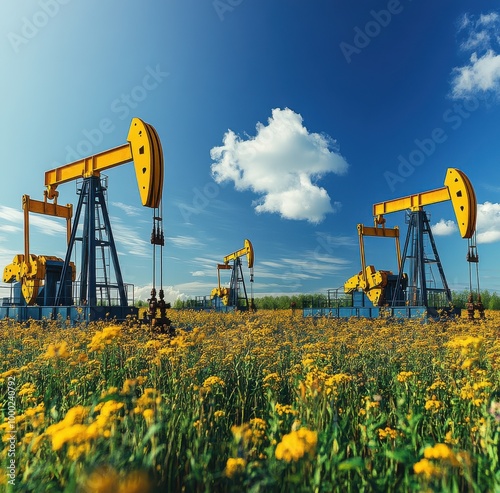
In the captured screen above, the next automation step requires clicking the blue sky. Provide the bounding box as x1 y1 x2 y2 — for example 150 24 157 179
1 0 500 303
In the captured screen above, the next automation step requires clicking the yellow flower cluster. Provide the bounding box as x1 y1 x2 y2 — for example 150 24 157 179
423 443 459 465
224 457 246 478
42 399 125 458
202 375 225 392
275 403 299 417
275 427 317 462
88 325 122 352
43 340 70 360
424 395 444 413
378 426 398 440
396 371 415 383
80 466 152 493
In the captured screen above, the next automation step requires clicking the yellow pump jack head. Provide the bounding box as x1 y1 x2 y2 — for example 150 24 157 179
128 117 164 209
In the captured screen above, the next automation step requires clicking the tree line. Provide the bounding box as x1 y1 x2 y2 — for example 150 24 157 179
171 290 500 310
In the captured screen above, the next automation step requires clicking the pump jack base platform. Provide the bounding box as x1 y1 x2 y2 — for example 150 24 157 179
0 305 138 325
303 305 460 322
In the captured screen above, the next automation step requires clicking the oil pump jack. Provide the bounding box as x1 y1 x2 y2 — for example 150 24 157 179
343 168 482 319
211 239 255 311
1 117 169 328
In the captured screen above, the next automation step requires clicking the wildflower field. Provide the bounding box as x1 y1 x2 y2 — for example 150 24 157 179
1 310 499 492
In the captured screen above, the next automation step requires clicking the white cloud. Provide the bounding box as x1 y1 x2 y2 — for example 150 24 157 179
191 270 205 277
112 202 141 216
476 201 500 243
452 50 500 98
0 225 21 233
429 203 500 243
432 219 458 236
134 284 186 303
210 108 349 224
452 11 500 98
168 235 203 248
111 217 150 257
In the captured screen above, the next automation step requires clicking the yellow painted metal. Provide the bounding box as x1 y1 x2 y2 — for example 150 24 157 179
22 279 41 306
357 224 401 285
347 167 476 308
210 286 230 305
127 117 164 208
223 239 254 268
45 144 133 200
372 167 476 239
344 266 390 306
44 117 163 208
216 263 231 291
23 195 73 277
444 168 477 239
373 187 450 217
3 254 23 283
3 253 75 305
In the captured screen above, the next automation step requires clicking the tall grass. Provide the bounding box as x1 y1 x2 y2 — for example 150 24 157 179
1 310 499 492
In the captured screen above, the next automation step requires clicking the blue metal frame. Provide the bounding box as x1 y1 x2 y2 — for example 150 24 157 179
55 176 127 309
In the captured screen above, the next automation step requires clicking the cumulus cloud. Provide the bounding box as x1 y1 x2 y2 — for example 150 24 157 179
429 203 500 243
135 284 185 303
451 11 500 99
476 201 500 243
210 108 348 224
432 219 458 236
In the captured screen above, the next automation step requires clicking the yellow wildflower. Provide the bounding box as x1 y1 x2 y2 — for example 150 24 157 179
80 466 119 493
275 403 299 416
88 325 122 352
18 382 36 397
143 409 155 425
275 427 317 462
397 371 415 383
202 376 225 391
414 458 441 478
51 423 88 451
1 369 19 378
43 341 70 359
424 443 459 466
118 470 152 493
378 427 398 440
425 396 444 413
225 457 246 478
